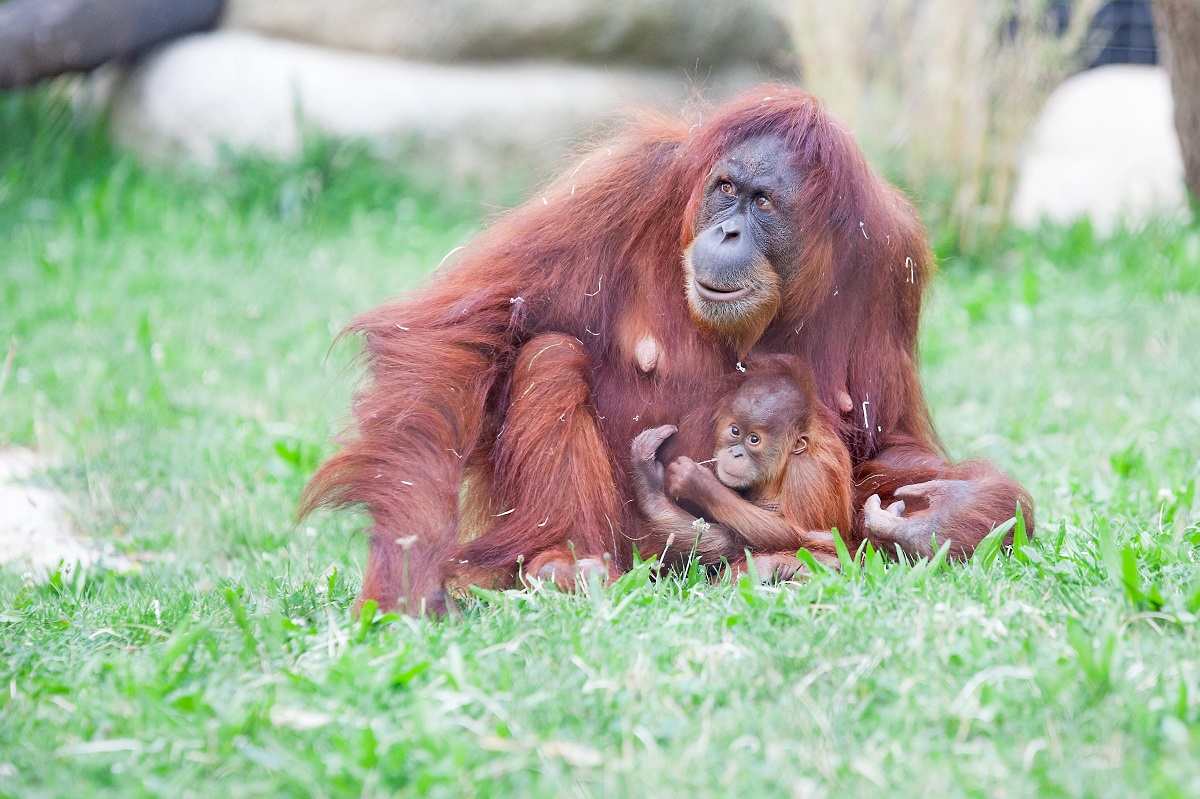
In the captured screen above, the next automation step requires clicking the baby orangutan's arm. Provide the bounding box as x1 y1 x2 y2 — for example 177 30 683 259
665 456 841 562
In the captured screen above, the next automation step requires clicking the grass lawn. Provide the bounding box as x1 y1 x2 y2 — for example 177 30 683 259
1 89 1198 798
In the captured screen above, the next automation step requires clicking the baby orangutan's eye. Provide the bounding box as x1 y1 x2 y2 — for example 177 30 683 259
730 425 739 437
748 434 760 445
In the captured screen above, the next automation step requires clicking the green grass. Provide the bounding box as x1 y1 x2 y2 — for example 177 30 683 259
1 88 1198 798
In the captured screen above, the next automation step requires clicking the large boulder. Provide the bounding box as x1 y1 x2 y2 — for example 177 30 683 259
1010 65 1188 232
110 31 762 183
223 0 792 69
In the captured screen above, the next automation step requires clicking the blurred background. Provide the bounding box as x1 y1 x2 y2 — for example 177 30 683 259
0 0 1192 248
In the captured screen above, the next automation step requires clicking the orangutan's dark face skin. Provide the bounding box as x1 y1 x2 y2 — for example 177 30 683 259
683 135 804 344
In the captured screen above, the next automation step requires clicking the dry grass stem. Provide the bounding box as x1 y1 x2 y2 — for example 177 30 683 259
782 0 1100 245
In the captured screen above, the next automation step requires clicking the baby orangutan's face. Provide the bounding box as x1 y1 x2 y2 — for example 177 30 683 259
713 376 806 492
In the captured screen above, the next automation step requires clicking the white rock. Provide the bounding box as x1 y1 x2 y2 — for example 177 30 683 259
0 448 93 572
1010 65 1188 233
111 31 760 182
224 0 790 69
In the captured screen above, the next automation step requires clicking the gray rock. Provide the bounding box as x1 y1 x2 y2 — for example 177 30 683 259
111 31 763 183
1010 65 1188 233
224 0 792 69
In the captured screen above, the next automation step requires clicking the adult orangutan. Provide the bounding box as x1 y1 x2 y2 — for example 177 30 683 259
300 84 1034 613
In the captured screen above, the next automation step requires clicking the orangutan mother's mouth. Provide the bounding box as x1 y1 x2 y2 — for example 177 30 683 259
694 280 751 302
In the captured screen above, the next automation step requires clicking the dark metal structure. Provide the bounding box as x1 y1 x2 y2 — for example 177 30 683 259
1085 0 1159 68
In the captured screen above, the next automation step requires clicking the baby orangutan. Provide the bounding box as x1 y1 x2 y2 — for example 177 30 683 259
631 354 880 579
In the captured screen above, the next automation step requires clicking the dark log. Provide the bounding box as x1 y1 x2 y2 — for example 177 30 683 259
0 0 224 89
1150 0 1200 199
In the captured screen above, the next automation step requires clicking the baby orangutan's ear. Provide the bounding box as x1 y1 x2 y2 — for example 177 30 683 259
792 435 809 456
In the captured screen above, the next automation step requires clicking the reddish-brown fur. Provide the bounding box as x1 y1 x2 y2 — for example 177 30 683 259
630 354 852 578
299 84 1034 612
716 355 854 548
